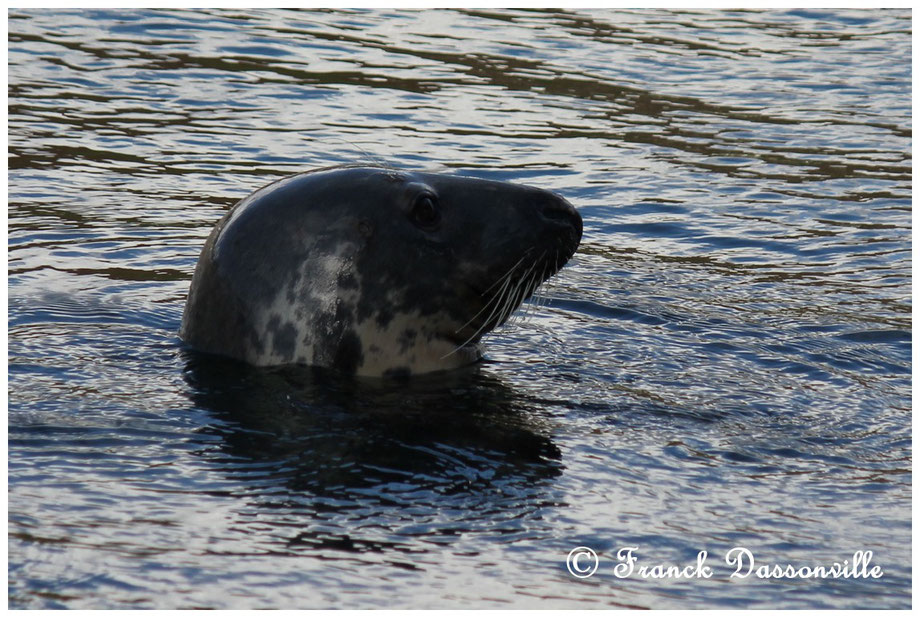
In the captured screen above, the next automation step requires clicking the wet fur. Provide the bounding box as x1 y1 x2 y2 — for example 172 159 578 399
181 166 582 377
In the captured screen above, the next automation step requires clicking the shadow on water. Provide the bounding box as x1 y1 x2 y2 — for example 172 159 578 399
181 351 565 552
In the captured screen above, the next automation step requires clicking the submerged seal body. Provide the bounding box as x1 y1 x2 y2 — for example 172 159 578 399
180 166 582 377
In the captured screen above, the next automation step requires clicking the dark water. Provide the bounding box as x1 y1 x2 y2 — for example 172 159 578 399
7 8 911 609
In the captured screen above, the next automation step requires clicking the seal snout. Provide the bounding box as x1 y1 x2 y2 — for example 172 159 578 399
538 193 583 253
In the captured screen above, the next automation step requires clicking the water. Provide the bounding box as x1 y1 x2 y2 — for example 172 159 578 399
7 8 911 610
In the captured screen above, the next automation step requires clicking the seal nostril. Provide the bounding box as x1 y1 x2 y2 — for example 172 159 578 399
541 197 583 241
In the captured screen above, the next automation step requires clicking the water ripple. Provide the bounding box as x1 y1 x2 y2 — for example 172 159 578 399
8 7 910 610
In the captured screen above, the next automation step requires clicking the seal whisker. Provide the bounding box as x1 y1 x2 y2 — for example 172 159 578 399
454 268 515 335
537 249 561 309
499 259 538 329
481 253 530 297
526 268 546 319
478 273 516 332
499 270 527 329
327 137 394 170
502 280 525 329
533 252 554 310
518 265 544 324
501 250 547 329
443 270 519 358
517 273 539 324
495 271 523 330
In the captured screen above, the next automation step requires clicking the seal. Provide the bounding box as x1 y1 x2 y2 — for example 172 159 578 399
180 166 582 377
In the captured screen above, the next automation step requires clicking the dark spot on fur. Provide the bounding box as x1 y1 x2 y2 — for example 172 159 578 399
375 306 394 328
263 314 296 362
338 272 359 290
333 329 364 374
247 323 265 357
398 328 417 353
270 320 297 362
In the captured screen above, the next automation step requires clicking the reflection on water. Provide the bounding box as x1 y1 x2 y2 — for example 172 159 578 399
8 7 911 610
186 353 562 493
183 354 564 564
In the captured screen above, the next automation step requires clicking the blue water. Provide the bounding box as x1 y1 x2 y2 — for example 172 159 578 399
7 8 911 609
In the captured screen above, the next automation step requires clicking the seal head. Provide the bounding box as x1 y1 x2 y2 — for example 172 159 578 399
181 166 582 377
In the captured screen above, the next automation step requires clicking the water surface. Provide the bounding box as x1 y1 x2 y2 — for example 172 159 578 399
7 8 911 609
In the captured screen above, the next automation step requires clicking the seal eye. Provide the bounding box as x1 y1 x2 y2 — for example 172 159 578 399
410 194 440 229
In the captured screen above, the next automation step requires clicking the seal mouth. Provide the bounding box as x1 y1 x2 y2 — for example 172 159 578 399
441 247 574 357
